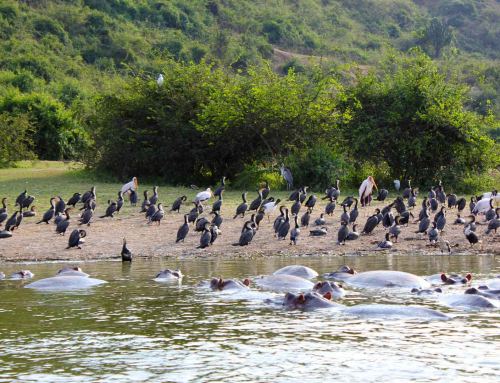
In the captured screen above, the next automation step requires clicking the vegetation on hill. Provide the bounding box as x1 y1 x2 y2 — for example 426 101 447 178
0 0 498 191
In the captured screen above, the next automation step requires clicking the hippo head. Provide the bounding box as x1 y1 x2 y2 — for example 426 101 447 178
313 281 344 297
210 278 225 290
283 292 335 310
156 269 182 279
338 265 356 274
464 287 479 295
57 266 83 274
210 278 251 290
11 270 34 279
411 287 442 295
440 273 472 285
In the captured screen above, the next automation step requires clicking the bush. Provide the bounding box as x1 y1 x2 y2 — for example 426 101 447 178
284 144 353 191
0 112 35 166
232 162 285 191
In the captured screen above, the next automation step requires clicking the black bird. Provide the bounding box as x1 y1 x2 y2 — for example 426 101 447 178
21 195 35 209
211 191 223 213
195 217 210 232
145 203 157 220
0 199 8 226
398 210 413 225
277 208 290 240
382 211 394 229
464 224 479 246
129 189 138 206
211 211 223 228
213 176 226 198
187 202 200 224
100 200 118 218
346 224 360 241
55 196 66 216
15 190 27 207
14 208 23 230
291 196 301 216
428 222 439 243
80 196 96 212
362 213 379 234
116 191 124 213
337 221 349 245
436 209 447 232
288 188 300 202
325 197 336 216
149 203 164 225
310 227 328 236
121 238 132 262
486 209 499 234
273 206 286 236
249 191 262 211
210 225 220 245
447 194 457 209
0 197 7 214
261 181 270 199
81 186 96 205
402 180 412 199
176 215 190 243
299 187 308 204
301 209 311 227
315 213 326 226
434 206 445 224
394 197 406 214
340 205 349 224
141 190 150 212
290 215 300 245
37 197 56 224
67 193 81 207
429 198 438 212
456 197 466 212
79 207 93 226
4 211 18 231
340 196 354 209
234 193 248 218
416 209 430 234
235 221 256 246
67 229 86 249
149 186 159 206
377 189 388 201
199 223 212 249
23 206 37 217
408 189 417 208
55 208 71 235
469 197 476 214
349 198 359 223
255 208 265 227
305 194 317 210
377 233 393 249
171 195 187 213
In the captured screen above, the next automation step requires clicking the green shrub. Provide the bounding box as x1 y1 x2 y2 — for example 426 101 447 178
232 162 285 191
0 112 35 166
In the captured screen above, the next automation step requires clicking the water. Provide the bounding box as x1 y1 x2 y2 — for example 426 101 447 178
0 254 499 382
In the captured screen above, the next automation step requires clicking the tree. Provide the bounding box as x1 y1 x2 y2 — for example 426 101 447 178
420 18 453 58
0 112 35 166
340 50 496 188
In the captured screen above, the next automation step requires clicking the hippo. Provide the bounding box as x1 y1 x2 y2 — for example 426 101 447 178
57 266 89 277
255 274 315 291
0 272 5 280
282 292 341 311
343 304 450 320
154 269 183 281
465 287 500 300
426 273 472 285
10 270 34 279
324 265 356 280
210 278 250 291
312 281 346 299
483 277 500 290
411 287 443 296
273 265 318 279
326 266 430 289
25 276 107 291
439 294 499 310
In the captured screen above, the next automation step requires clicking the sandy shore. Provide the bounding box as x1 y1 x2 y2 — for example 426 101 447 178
0 199 498 262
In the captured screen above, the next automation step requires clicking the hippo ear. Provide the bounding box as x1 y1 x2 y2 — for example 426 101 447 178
465 273 472 282
338 284 343 289
297 294 305 303
242 278 251 286
323 292 332 300
434 287 442 293
440 273 448 282
314 282 322 289
218 278 224 288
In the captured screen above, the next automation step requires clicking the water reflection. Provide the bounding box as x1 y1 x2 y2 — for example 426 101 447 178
0 254 498 382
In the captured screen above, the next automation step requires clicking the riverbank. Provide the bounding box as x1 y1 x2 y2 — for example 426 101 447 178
0 162 498 262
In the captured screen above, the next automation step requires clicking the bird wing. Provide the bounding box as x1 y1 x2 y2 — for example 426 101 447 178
359 179 369 199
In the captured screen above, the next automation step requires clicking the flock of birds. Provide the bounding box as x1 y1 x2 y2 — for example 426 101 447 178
0 175 498 260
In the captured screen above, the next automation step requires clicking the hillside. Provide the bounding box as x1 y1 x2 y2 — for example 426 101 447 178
0 0 498 169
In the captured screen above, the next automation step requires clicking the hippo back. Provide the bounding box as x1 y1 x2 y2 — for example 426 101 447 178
256 275 314 291
25 276 106 291
273 265 318 279
347 270 430 289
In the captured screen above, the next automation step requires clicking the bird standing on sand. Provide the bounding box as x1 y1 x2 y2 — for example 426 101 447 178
359 176 378 207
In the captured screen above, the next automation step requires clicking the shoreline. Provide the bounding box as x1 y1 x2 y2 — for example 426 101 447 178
1 200 498 263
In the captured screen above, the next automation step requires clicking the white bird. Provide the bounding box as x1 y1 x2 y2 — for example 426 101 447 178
262 198 282 221
472 198 493 215
157 74 164 86
359 176 378 207
195 188 213 203
121 177 138 194
393 180 400 191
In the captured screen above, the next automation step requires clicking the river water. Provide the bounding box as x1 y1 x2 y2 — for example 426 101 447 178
0 254 498 382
